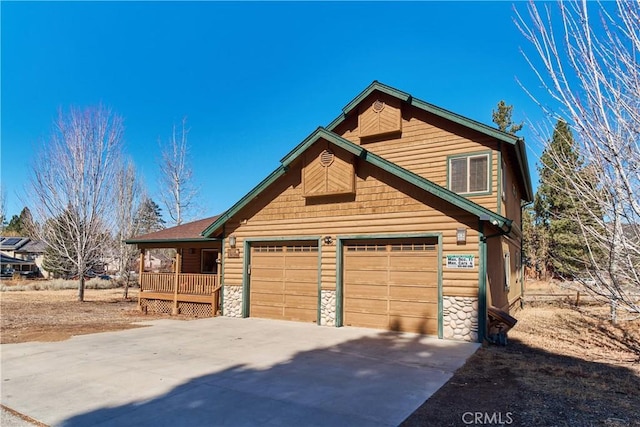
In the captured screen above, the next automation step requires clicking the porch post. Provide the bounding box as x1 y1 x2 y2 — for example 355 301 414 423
138 249 145 311
172 249 181 315
214 252 222 315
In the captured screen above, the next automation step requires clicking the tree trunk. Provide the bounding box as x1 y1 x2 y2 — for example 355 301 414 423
78 275 85 302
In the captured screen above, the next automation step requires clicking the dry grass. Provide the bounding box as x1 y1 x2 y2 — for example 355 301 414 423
0 288 192 344
403 293 640 427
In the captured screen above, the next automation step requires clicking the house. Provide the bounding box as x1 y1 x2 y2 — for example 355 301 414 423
0 237 46 277
127 82 532 342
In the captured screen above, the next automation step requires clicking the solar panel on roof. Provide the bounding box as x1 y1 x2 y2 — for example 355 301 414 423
3 238 22 245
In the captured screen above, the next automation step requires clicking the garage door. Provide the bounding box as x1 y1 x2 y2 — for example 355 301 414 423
344 238 439 334
250 242 318 323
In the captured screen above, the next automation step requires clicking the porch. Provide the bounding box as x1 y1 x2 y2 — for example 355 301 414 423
139 271 221 317
124 216 224 317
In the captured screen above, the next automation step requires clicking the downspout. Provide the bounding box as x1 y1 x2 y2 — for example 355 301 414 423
478 218 512 343
478 221 487 343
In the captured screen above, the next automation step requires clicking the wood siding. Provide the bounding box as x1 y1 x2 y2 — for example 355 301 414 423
222 151 481 299
181 249 201 274
334 93 500 213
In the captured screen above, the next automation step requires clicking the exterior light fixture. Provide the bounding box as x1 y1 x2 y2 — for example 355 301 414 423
228 235 237 248
323 236 333 245
456 228 467 245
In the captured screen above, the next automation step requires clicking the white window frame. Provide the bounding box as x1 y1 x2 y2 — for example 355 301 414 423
448 153 491 194
504 252 511 291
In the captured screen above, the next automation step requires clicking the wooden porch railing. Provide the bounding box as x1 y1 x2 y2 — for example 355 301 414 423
140 272 218 295
140 273 174 293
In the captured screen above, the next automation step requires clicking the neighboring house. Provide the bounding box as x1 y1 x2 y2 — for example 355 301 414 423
127 82 532 342
0 237 46 276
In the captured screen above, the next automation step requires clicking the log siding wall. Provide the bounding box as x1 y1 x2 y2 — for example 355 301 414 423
334 94 501 213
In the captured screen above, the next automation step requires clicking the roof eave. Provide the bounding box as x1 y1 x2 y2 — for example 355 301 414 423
124 237 221 245
201 166 288 237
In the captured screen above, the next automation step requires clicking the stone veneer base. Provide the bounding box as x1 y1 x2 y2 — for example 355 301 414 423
443 296 479 342
223 285 243 318
320 290 336 326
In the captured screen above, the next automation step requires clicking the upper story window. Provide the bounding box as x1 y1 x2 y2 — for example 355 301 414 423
449 153 490 194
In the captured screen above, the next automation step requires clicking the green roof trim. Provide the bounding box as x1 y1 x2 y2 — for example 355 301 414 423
201 165 287 237
203 127 511 237
326 81 533 202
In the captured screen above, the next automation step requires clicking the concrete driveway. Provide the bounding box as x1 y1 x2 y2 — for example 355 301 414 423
1 317 479 426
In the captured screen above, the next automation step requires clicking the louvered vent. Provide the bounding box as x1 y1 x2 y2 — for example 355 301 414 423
320 149 334 167
372 99 385 112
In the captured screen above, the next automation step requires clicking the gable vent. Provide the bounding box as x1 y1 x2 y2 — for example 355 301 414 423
372 99 385 113
320 149 335 167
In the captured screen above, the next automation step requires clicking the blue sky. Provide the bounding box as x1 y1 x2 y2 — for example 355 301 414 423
1 1 549 221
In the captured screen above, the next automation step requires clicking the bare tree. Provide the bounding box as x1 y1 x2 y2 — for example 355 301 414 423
28 105 124 301
158 117 199 226
516 0 640 320
114 160 143 299
0 185 6 233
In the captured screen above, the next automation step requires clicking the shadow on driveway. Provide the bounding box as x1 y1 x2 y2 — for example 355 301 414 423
58 327 476 427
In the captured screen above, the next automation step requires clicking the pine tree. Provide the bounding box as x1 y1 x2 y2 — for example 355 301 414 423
492 101 523 135
134 197 165 235
3 208 35 236
535 120 592 277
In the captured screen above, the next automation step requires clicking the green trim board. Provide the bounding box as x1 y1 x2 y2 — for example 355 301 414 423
201 166 287 237
446 150 493 197
478 222 487 343
202 127 512 238
241 236 323 324
220 236 225 315
325 81 533 202
436 234 443 339
497 149 502 216
317 240 323 326
336 232 443 338
242 239 250 318
335 240 344 328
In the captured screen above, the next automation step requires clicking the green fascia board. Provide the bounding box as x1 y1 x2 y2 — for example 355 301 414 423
325 81 533 202
341 80 411 116
285 127 510 229
124 237 221 244
201 166 287 237
281 127 364 167
516 140 534 202
356 143 512 231
203 125 511 237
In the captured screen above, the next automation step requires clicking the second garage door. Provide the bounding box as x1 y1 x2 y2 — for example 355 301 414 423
249 242 318 323
343 238 439 334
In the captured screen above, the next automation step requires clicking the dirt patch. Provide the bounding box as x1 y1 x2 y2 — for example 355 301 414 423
402 295 640 426
0 288 192 344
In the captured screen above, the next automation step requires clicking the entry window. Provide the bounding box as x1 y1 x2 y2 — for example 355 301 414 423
201 250 218 274
254 245 284 253
390 243 436 251
346 244 386 252
286 245 318 252
449 153 490 194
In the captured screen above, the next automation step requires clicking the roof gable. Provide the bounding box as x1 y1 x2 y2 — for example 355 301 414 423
202 128 511 237
327 81 533 201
